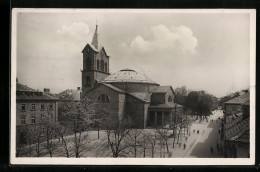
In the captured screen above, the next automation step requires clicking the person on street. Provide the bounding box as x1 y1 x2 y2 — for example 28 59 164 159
183 143 186 149
210 146 214 154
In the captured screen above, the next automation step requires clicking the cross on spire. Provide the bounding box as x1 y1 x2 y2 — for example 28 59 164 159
91 22 99 50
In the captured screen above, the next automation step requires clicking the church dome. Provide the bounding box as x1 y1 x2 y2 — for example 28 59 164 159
101 69 158 84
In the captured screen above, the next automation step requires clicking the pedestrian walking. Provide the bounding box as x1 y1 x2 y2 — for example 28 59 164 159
193 129 195 134
197 130 199 134
210 146 214 154
185 137 188 142
183 143 186 150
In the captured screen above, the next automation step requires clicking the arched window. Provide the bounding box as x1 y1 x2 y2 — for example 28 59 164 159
105 63 107 73
86 76 91 87
86 58 91 69
101 59 104 72
168 96 172 102
97 60 99 70
97 94 110 103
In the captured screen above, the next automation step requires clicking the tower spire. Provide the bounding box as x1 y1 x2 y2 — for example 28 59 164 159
91 22 98 50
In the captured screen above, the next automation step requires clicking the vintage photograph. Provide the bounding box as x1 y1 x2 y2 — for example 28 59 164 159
10 9 255 165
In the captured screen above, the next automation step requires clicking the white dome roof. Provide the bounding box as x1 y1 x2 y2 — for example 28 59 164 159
101 69 158 84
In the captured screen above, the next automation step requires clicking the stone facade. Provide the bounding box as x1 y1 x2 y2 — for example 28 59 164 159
81 25 178 129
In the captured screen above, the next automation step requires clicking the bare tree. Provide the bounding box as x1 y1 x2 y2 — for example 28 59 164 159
63 97 95 158
144 131 157 158
52 122 70 157
126 129 142 157
27 126 43 157
156 128 170 154
103 114 133 157
140 132 150 158
41 106 59 157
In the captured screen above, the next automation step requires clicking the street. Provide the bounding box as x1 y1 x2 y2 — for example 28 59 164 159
184 110 224 158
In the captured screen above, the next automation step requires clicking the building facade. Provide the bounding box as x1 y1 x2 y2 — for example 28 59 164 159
82 25 181 129
16 82 58 145
223 92 250 157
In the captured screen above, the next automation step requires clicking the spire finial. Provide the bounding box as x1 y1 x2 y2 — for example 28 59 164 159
91 21 99 50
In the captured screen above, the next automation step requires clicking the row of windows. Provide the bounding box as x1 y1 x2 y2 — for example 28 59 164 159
20 114 54 124
86 58 108 73
21 103 53 111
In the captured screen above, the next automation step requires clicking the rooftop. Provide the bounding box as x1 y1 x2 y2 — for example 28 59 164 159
16 83 58 101
224 116 249 143
57 89 81 101
101 69 158 85
128 92 152 102
150 86 173 93
224 92 249 105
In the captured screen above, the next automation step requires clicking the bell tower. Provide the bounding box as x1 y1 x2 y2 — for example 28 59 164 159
81 24 110 97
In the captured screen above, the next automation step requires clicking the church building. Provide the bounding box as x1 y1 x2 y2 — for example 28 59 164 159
81 25 181 129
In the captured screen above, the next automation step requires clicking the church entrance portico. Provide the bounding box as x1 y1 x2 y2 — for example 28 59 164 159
147 108 174 128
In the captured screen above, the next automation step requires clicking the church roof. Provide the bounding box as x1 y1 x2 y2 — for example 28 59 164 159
150 86 174 93
101 69 158 85
128 92 152 103
149 103 176 109
103 83 125 93
91 25 99 50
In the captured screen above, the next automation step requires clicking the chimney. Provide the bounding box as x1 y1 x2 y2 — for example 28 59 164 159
44 88 50 93
77 87 81 91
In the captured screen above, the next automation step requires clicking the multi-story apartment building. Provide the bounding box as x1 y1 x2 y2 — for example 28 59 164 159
16 82 58 145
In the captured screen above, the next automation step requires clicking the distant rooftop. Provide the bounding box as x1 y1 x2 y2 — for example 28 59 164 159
101 69 158 85
224 92 249 105
57 89 81 101
16 83 58 101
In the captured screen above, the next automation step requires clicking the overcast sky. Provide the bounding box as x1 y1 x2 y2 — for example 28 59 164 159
15 10 251 97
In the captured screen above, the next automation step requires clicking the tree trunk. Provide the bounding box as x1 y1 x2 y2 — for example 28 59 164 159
177 129 181 144
165 140 169 153
173 130 176 148
98 126 99 139
134 137 137 158
152 145 154 158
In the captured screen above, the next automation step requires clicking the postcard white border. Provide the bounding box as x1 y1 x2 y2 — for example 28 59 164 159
10 8 256 165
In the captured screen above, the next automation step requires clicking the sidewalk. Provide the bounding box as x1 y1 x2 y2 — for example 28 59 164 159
166 119 211 157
